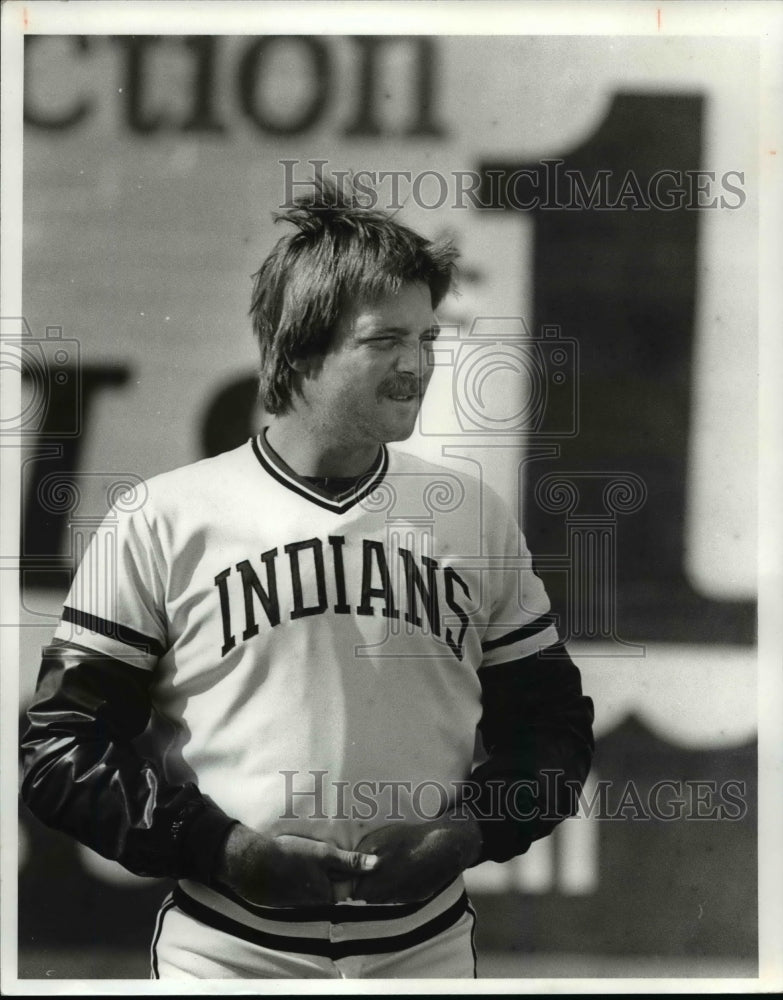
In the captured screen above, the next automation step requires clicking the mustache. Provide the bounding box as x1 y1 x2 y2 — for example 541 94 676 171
378 373 423 396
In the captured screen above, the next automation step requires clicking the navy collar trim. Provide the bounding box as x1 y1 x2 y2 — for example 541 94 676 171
251 432 389 514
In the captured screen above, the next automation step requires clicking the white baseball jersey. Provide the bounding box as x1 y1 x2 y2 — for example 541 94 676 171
55 432 558 929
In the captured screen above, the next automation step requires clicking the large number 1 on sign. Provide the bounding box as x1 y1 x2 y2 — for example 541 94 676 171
480 93 755 645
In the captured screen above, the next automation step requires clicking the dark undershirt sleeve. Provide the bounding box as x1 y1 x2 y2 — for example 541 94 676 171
466 642 595 865
20 642 237 882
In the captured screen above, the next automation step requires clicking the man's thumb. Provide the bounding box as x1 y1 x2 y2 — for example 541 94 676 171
333 849 379 873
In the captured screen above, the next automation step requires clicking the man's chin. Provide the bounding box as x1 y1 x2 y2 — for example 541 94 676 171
380 414 420 444
378 399 423 440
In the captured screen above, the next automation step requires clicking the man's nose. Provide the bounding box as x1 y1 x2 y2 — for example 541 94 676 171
396 339 430 376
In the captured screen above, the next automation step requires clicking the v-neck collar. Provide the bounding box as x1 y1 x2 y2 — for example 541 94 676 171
251 430 389 514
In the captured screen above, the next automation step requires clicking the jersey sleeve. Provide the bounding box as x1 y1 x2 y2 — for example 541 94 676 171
24 490 236 881
464 488 594 865
53 497 167 669
479 490 559 666
20 642 236 881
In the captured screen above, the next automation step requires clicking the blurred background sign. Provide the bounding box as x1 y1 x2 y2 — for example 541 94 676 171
15 28 758 978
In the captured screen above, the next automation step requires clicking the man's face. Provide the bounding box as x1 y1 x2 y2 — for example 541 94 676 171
299 281 439 449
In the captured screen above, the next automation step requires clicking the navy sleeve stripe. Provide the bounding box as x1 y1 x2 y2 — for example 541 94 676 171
481 613 557 653
62 606 165 658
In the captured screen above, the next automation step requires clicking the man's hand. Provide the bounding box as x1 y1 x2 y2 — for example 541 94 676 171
213 824 378 906
352 813 483 904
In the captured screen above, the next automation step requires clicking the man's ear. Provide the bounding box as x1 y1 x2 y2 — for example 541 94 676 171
286 354 310 374
288 353 326 379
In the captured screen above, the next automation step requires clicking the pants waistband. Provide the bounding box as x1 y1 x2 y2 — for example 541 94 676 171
172 881 469 959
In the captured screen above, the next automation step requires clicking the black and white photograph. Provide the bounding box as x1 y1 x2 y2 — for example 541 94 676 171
1 0 781 992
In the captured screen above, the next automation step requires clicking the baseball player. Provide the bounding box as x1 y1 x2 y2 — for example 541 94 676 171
20 181 594 980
